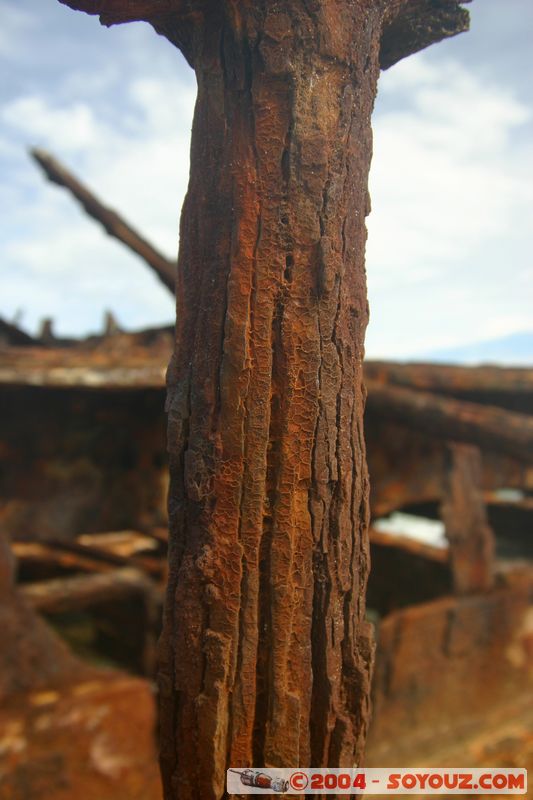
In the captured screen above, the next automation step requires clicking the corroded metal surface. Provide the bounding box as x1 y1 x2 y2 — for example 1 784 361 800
441 444 495 594
365 416 533 517
1 371 531 543
0 385 168 542
367 572 533 768
0 538 161 799
158 4 383 792
5 0 532 795
0 674 161 800
0 329 172 388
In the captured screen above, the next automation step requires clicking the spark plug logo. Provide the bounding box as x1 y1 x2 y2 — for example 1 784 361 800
228 769 289 793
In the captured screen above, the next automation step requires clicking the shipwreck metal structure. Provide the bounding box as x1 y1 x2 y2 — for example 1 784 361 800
1 320 532 798
1 1 531 796
48 4 476 795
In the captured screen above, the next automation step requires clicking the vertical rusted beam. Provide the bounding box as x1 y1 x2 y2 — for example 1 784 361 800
441 443 495 593
160 7 380 795
52 2 472 797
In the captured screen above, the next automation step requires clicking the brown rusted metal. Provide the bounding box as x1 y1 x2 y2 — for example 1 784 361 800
20 565 161 615
367 572 533 768
365 415 533 518
0 383 169 543
45 538 164 578
157 4 384 789
380 0 470 69
57 0 471 71
366 378 533 462
13 541 116 576
0 533 161 799
365 360 533 410
441 444 495 594
0 317 40 347
1 345 531 548
7 0 533 796
367 528 451 615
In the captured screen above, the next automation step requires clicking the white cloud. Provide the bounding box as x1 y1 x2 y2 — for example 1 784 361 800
3 95 109 152
365 51 533 359
0 3 35 59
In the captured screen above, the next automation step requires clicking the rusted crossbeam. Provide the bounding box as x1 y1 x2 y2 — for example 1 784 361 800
365 379 533 462
365 360 533 397
20 566 162 615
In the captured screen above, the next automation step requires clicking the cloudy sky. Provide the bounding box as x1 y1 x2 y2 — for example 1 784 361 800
1 0 532 360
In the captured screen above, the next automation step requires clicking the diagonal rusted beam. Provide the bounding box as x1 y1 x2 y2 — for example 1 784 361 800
31 148 176 294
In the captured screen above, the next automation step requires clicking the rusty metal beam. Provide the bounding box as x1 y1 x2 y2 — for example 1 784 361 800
31 148 176 294
366 379 533 462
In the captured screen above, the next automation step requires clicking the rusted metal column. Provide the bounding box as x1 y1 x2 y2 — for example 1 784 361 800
160 6 381 795
53 2 472 797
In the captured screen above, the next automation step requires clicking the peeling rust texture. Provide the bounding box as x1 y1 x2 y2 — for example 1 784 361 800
46 2 473 795
159 3 384 796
